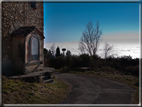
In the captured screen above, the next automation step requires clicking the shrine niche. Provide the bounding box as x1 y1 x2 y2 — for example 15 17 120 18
10 26 45 75
2 2 44 76
2 2 55 83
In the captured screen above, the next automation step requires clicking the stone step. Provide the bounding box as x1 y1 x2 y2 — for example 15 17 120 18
42 75 50 80
44 79 53 83
51 75 55 79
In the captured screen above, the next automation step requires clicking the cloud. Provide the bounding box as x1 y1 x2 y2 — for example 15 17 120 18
44 41 140 58
101 32 139 44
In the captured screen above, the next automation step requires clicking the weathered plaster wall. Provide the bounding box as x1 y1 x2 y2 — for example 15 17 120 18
12 37 25 74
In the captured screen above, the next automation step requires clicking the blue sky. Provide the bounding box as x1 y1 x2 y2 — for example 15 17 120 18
44 2 139 43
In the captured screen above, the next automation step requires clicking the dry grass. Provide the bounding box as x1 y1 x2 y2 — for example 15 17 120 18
2 76 70 104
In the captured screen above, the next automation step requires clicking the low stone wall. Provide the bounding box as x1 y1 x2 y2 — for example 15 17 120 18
71 67 92 71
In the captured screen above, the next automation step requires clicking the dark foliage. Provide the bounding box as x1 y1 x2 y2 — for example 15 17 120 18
43 48 52 60
79 54 92 67
124 65 139 76
66 50 71 57
44 51 139 77
43 48 48 59
48 56 67 69
56 47 61 57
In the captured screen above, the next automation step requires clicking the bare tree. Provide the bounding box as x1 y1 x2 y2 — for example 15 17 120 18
79 21 102 56
50 44 55 56
104 41 113 58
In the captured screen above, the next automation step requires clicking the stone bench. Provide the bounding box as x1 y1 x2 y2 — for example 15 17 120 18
8 67 55 83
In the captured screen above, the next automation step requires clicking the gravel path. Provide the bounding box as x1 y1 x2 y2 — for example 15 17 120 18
55 72 135 104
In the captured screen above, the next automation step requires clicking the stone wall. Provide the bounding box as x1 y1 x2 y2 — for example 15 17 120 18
25 3 43 33
2 2 43 56
2 2 43 37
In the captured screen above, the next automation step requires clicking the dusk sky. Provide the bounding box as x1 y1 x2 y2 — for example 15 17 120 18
44 2 139 43
43 2 140 58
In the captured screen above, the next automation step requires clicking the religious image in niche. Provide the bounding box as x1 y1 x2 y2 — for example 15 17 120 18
31 37 38 60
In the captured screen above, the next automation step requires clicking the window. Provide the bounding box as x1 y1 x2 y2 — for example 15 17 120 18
31 37 38 60
31 2 37 9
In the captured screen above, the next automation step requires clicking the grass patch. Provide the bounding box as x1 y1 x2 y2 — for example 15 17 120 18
2 76 70 104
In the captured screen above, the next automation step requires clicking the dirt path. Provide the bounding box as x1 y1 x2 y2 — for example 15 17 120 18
55 72 135 104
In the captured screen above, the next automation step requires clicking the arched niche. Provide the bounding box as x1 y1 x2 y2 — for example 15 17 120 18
31 37 39 61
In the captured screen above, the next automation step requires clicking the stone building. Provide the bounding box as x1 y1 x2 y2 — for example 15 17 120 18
2 2 44 75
